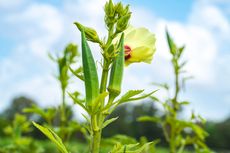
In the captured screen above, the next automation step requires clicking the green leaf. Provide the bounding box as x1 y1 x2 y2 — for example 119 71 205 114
138 116 161 123
179 101 190 105
166 28 177 55
68 92 88 113
92 92 109 113
32 122 68 153
69 66 84 81
23 104 46 118
102 117 119 129
117 90 144 103
117 90 158 104
150 96 161 102
81 31 99 108
152 82 169 90
109 141 158 153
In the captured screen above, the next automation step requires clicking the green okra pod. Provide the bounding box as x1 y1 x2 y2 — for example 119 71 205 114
108 33 124 98
81 31 99 108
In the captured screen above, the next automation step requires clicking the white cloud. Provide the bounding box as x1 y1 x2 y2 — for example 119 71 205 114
0 0 230 121
189 2 230 39
5 4 63 58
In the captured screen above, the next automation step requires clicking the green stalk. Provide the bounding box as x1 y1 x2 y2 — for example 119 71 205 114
91 115 101 153
61 88 66 125
90 60 110 153
100 60 110 94
60 88 67 141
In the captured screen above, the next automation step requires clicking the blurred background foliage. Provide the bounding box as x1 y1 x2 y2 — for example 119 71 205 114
1 96 230 152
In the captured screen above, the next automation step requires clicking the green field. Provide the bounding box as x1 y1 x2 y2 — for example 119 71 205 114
0 138 193 153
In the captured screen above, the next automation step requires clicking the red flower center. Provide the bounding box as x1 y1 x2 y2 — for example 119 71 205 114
124 45 131 60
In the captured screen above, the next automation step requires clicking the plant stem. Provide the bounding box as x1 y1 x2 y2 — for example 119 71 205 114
91 115 101 153
169 59 180 153
100 60 110 94
91 130 101 153
169 118 176 153
61 88 66 125
61 88 67 142
91 59 110 153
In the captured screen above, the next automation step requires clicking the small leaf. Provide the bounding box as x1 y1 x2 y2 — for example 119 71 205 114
102 117 119 129
92 92 109 113
117 90 144 103
179 101 190 105
138 116 161 123
118 90 158 104
68 92 88 113
166 28 177 55
150 96 160 102
32 122 68 153
69 66 84 81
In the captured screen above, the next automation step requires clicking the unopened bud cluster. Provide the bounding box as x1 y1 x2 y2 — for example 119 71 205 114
104 0 131 33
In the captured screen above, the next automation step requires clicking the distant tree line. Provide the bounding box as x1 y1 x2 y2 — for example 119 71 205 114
1 96 230 150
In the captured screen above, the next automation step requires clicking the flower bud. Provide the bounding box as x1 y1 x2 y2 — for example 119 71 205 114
74 22 101 43
115 2 123 14
104 0 115 18
116 13 131 33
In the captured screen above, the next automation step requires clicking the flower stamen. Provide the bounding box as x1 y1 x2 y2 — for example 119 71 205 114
124 45 131 60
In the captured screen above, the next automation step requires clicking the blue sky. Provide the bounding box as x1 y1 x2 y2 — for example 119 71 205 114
0 0 230 121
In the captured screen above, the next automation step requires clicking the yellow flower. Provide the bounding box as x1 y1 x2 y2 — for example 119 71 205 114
123 26 156 66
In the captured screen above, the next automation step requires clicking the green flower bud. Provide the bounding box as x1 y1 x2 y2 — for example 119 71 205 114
74 22 101 43
116 13 131 33
104 0 115 18
81 30 99 109
108 33 124 97
122 5 130 16
105 16 113 29
115 2 123 14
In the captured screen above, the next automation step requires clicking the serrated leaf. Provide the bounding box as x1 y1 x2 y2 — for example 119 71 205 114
32 122 68 153
119 90 144 102
102 117 119 129
118 90 158 104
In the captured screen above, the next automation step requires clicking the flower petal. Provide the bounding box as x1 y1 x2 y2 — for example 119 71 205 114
125 28 156 49
125 46 155 66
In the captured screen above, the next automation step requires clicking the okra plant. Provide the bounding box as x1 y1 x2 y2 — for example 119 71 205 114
139 30 212 153
71 0 157 152
33 0 157 152
25 44 82 146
